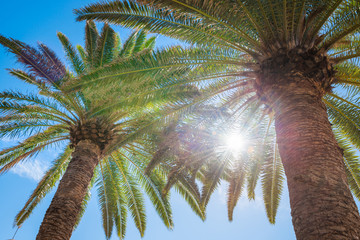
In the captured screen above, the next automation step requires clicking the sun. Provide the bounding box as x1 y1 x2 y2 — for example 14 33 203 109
223 133 246 154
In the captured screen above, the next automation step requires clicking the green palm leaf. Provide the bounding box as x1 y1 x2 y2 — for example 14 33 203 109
113 153 146 236
94 23 117 67
57 32 85 75
15 146 72 226
334 130 360 201
261 141 284 224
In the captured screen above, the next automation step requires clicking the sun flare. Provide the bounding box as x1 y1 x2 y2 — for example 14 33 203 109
224 133 246 153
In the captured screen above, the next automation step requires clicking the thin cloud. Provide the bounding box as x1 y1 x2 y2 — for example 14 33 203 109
10 158 49 181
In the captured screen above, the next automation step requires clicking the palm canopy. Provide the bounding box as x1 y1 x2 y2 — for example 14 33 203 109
148 102 283 223
0 21 200 239
73 0 360 225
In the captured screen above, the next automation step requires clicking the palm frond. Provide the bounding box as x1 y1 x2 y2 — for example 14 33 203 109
98 161 116 239
74 0 259 55
0 127 67 174
118 31 138 58
334 129 360 201
68 46 249 92
200 151 232 209
322 1 360 50
57 32 85 75
247 117 274 200
0 35 66 84
227 154 247 221
100 157 128 240
261 141 284 224
15 146 72 226
173 178 205 220
94 23 117 67
112 152 146 237
85 21 100 68
118 148 174 229
324 95 360 149
132 30 149 54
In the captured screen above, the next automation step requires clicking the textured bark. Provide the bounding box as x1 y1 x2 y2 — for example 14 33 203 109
36 140 100 240
268 77 360 239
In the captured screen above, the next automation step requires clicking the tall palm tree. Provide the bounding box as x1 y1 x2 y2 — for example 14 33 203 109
0 22 198 240
74 1 360 238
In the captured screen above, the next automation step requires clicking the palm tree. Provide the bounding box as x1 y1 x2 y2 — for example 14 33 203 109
0 22 198 239
74 1 360 238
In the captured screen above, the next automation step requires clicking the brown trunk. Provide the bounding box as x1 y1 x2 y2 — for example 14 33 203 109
269 78 360 239
36 140 100 240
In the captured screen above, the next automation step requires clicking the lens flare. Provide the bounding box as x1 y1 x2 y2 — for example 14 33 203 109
224 133 246 153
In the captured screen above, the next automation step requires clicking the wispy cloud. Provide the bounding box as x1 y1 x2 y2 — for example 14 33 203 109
10 158 49 181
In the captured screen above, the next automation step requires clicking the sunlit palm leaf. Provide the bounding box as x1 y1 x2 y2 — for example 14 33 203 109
261 141 284 224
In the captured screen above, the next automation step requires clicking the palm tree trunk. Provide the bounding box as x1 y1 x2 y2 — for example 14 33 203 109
36 140 101 240
270 78 360 239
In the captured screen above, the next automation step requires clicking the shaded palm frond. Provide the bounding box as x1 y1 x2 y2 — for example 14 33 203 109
334 129 360 201
0 35 66 84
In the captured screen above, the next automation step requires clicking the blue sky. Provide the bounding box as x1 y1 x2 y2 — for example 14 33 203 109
0 1 357 240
